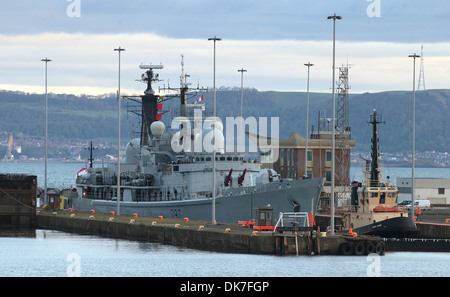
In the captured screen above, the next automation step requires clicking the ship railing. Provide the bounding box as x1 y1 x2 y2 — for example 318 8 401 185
273 212 311 233
342 205 358 212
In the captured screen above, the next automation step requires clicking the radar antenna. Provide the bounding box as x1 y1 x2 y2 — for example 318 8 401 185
139 64 164 95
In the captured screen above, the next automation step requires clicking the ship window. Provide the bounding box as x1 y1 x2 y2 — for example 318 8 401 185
438 188 445 195
227 157 232 161
370 192 378 198
380 192 386 204
220 157 225 161
206 157 211 161
173 165 179 172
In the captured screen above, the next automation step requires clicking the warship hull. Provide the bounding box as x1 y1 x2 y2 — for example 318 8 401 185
73 177 324 223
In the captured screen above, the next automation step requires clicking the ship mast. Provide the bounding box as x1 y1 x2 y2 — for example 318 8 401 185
368 110 385 187
139 64 163 146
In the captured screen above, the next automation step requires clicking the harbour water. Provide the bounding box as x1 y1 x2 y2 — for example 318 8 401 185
0 162 449 277
1 229 449 277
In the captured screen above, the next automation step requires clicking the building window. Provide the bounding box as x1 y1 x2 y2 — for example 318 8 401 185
438 188 445 195
287 149 291 165
326 151 332 162
325 170 331 182
307 150 313 162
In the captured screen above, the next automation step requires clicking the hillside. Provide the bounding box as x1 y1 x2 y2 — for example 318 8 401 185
0 89 449 156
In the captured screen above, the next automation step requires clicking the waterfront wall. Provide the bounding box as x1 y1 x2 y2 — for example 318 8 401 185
36 212 348 256
0 174 37 228
416 222 450 239
36 213 277 255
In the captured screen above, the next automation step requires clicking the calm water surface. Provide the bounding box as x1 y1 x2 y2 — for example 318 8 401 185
0 230 449 277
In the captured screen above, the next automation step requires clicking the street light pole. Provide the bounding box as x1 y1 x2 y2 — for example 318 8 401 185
41 58 51 208
409 53 420 220
304 62 313 178
238 68 247 151
114 46 125 215
327 13 342 236
208 36 221 224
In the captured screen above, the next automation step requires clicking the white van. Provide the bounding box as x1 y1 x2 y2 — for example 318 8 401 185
414 200 431 208
397 199 431 208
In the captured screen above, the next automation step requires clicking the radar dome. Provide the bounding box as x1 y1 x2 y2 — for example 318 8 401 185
125 138 141 163
150 121 165 137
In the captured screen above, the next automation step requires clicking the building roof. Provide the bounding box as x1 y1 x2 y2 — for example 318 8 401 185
247 131 356 150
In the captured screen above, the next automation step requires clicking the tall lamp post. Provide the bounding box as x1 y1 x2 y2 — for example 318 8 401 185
114 46 125 215
238 68 247 151
327 13 342 236
409 53 420 220
304 62 313 178
41 58 51 208
208 36 221 224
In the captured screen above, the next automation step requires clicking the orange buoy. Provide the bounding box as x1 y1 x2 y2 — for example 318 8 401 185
184 218 189 222
133 213 138 217
445 219 450 223
110 211 115 215
69 208 73 212
90 209 95 214
348 228 353 235
158 216 163 219
352 232 357 237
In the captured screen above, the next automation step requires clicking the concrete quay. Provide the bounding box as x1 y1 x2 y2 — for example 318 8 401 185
36 211 374 256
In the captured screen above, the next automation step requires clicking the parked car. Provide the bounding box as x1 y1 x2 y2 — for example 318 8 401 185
397 199 431 209
397 200 411 206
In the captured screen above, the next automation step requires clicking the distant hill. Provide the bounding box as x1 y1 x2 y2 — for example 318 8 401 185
0 88 449 153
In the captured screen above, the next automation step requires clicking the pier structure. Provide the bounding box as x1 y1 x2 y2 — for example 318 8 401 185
36 210 450 255
0 174 37 228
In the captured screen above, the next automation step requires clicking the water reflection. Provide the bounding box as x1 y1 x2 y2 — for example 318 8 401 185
0 227 36 238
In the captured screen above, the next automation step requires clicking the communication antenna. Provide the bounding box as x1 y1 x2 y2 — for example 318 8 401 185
139 63 164 95
417 45 426 91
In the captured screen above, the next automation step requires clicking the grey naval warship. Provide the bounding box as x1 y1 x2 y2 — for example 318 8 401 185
74 60 325 223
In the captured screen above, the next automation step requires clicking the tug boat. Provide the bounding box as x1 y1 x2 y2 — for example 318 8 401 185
341 110 419 238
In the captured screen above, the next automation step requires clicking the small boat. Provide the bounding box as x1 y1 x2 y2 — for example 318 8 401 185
341 110 419 238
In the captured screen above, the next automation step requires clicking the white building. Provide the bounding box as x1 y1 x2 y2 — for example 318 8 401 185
397 178 450 205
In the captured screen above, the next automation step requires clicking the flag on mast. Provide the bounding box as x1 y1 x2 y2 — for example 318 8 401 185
77 164 88 176
192 95 205 111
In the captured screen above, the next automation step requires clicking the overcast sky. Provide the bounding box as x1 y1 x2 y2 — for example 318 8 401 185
1 0 449 95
